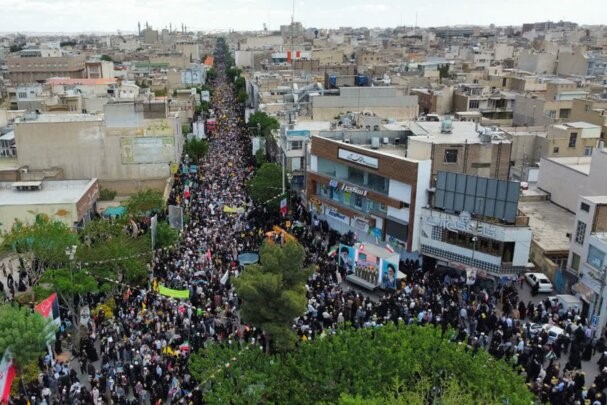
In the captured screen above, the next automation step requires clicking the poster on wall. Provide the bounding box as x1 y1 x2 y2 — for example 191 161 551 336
338 244 356 274
381 259 398 290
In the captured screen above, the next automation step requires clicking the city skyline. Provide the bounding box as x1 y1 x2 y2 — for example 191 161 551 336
0 0 606 34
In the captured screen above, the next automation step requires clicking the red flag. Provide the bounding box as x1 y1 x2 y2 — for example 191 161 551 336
279 198 287 216
287 51 292 62
296 51 301 58
0 350 16 403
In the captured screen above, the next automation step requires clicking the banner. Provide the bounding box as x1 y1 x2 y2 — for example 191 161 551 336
170 163 179 174
0 350 16 404
466 268 477 286
34 293 60 326
150 215 158 249
168 205 184 230
158 285 190 299
223 205 245 214
279 198 287 216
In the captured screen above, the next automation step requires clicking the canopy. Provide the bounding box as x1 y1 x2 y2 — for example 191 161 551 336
238 252 260 266
102 206 127 218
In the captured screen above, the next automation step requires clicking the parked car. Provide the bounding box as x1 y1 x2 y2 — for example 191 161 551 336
547 294 582 313
527 323 565 343
524 272 554 293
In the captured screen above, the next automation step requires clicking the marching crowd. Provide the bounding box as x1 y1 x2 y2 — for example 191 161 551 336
9 43 607 405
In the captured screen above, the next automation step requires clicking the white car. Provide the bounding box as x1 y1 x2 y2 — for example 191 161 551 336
527 323 564 343
524 272 554 293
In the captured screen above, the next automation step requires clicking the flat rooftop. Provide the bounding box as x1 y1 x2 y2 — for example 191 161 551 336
544 156 592 175
408 121 510 145
16 114 103 123
518 200 575 253
0 179 96 206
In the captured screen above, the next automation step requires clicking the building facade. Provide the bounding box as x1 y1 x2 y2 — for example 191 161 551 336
306 134 431 254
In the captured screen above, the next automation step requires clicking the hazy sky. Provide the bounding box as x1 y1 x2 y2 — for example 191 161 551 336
0 0 606 33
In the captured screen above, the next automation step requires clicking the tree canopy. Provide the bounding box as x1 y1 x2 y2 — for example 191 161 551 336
247 111 280 137
247 163 284 211
233 241 313 352
0 305 55 370
125 189 164 217
184 137 209 163
189 324 533 404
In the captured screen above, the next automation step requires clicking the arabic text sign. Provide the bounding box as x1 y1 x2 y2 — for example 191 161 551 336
338 148 378 169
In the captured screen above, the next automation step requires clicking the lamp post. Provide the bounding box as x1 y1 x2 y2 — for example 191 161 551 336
64 245 77 284
471 236 478 265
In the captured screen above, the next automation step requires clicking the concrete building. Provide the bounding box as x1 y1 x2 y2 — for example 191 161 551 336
406 120 512 181
0 178 99 233
516 50 557 74
570 98 607 140
306 132 431 256
537 122 602 159
557 50 607 77
411 86 454 115
537 147 607 212
453 84 515 124
6 56 86 84
310 87 418 121
568 196 607 332
13 103 183 194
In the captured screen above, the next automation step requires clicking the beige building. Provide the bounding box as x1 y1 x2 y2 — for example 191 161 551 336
310 87 418 121
7 56 86 84
13 103 183 194
536 121 601 159
406 121 512 181
570 98 607 140
0 178 99 233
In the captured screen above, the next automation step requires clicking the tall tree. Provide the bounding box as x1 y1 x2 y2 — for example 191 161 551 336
247 163 284 211
0 305 55 370
1 216 78 281
247 112 280 137
233 241 313 353
184 138 209 163
189 324 534 404
125 189 164 217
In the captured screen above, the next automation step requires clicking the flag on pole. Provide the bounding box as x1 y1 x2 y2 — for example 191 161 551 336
385 244 395 254
0 350 16 404
279 198 288 216
327 246 338 257
220 270 229 285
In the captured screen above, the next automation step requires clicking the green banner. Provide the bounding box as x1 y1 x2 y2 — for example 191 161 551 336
158 285 190 299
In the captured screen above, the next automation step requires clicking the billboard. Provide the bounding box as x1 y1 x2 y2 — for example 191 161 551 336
120 136 175 164
434 171 520 223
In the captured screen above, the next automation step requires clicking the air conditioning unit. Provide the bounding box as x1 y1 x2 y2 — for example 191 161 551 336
371 137 380 149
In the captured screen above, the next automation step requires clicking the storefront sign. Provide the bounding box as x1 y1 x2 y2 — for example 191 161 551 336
329 179 339 188
338 149 379 169
425 211 503 239
341 184 368 196
325 207 350 224
351 216 370 232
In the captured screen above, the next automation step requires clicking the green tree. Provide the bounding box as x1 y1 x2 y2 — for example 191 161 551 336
206 68 217 82
247 111 279 137
1 216 79 280
233 241 313 353
254 148 267 167
184 137 209 163
156 221 180 249
125 189 164 217
0 305 55 370
247 163 283 211
100 54 113 62
189 324 533 404
438 64 450 81
237 89 247 104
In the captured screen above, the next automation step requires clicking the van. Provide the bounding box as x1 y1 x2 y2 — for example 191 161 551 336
547 294 582 313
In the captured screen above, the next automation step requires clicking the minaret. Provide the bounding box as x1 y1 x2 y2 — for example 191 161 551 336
146 21 149 30
138 21 141 36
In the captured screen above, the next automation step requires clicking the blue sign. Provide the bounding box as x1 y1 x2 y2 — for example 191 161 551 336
592 315 599 327
190 165 198 173
286 130 310 137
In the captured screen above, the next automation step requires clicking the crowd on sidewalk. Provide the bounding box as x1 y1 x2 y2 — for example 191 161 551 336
9 46 607 405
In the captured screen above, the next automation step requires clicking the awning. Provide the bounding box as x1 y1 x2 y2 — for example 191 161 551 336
102 206 127 218
0 131 15 141
571 282 596 303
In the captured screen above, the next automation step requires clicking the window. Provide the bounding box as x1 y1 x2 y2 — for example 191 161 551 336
553 147 559 154
584 146 593 156
17 92 27 98
444 149 458 163
587 245 605 269
568 132 577 148
571 253 581 271
580 202 590 212
468 100 480 109
559 108 571 118
289 140 302 150
575 221 586 245
546 110 556 118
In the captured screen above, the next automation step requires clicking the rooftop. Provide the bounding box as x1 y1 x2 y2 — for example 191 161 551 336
543 156 592 175
0 179 97 206
553 121 601 130
46 77 117 86
407 121 510 145
518 200 575 253
16 114 103 124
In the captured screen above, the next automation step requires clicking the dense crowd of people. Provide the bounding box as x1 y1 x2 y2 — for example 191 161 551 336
8 43 607 405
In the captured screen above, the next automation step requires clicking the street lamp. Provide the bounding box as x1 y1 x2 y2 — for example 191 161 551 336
471 236 478 264
65 245 77 283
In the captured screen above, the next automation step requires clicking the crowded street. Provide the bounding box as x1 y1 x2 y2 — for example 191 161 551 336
5 40 607 405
